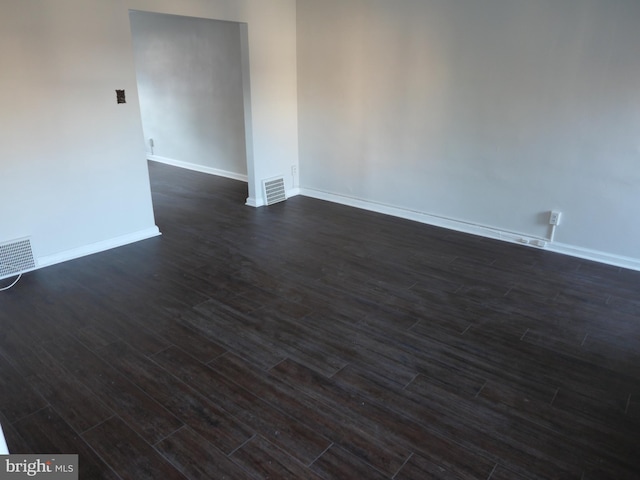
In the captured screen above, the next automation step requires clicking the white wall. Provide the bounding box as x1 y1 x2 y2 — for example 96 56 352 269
6 0 637 274
296 0 640 268
0 0 159 268
130 11 248 180
0 0 298 272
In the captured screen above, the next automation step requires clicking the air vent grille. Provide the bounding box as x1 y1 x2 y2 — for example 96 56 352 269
263 177 286 206
0 238 35 280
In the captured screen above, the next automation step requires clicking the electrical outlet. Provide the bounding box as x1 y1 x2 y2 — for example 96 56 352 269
291 165 298 176
549 211 562 226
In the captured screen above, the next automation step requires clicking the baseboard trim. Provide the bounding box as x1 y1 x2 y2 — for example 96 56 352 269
288 187 301 198
245 188 300 208
299 187 640 272
245 196 263 208
37 226 161 270
0 422 8 454
546 243 640 272
148 155 248 183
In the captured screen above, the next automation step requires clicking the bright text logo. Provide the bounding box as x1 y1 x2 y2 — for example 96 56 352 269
0 455 77 479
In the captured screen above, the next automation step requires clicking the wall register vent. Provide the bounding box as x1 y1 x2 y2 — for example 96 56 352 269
0 238 36 280
262 177 286 205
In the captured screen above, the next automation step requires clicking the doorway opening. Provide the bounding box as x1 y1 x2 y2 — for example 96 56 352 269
128 10 254 196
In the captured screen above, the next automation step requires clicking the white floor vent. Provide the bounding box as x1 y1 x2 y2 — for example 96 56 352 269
263 176 286 205
0 238 36 280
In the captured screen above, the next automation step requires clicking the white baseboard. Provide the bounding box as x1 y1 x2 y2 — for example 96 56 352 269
245 196 263 207
245 188 300 208
37 226 161 270
148 155 248 182
288 187 301 197
0 423 8 454
546 243 640 272
299 187 640 272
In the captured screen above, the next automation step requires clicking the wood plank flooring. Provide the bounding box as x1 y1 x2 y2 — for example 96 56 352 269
1 160 639 479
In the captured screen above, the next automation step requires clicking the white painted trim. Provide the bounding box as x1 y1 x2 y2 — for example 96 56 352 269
547 243 640 272
37 227 161 270
245 196 263 207
299 187 640 272
287 187 301 198
246 188 299 208
148 155 248 182
299 187 540 241
0 423 9 454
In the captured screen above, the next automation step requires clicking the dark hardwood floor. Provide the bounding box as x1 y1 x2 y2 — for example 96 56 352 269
1 161 640 479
